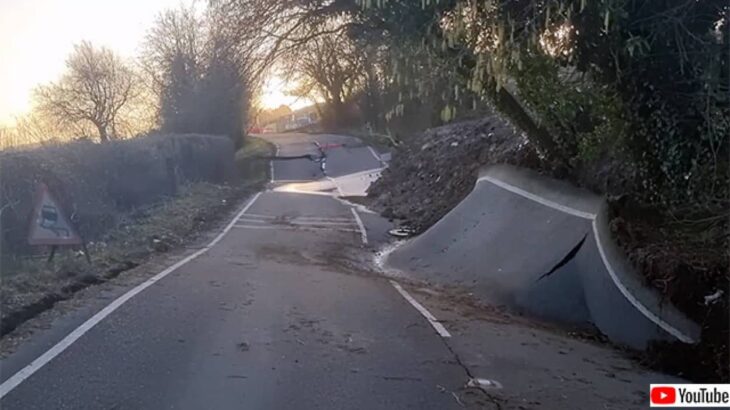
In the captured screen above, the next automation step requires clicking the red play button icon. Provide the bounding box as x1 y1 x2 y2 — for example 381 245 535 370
651 386 677 405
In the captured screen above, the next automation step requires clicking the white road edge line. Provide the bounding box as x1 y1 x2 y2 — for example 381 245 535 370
478 175 596 220
0 192 263 399
367 146 383 165
480 174 696 343
270 144 279 182
390 280 451 338
350 208 368 245
591 219 694 343
326 176 345 196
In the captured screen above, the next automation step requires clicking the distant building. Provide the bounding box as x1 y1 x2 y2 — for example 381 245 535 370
263 105 319 132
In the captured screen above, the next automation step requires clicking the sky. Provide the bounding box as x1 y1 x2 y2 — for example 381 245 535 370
0 0 185 125
260 75 315 111
0 0 307 127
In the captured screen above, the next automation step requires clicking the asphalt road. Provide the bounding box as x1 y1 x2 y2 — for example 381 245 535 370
0 134 475 409
0 133 682 410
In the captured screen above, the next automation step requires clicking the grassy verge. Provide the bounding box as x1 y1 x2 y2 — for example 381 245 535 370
1 139 274 337
0 183 250 336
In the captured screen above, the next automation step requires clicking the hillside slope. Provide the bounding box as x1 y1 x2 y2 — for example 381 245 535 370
367 118 728 382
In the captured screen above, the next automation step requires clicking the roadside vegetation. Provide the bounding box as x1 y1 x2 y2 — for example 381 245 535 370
0 136 273 338
1 183 242 336
0 0 279 336
246 0 728 381
1 2 275 149
236 136 276 185
0 0 726 381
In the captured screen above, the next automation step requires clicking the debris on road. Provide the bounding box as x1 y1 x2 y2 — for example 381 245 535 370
466 378 503 391
388 227 415 238
367 116 535 233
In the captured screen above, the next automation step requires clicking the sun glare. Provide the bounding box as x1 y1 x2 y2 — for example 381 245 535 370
260 75 315 110
0 0 182 127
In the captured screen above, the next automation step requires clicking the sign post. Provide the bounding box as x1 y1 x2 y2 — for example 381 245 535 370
27 183 87 263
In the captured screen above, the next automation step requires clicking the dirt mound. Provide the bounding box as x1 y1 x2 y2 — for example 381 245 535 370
367 116 537 232
367 117 727 382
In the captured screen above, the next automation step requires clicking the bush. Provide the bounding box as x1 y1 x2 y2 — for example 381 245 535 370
0 134 235 265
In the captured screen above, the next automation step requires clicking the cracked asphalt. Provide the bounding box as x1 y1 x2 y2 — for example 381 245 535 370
0 133 682 409
0 134 490 409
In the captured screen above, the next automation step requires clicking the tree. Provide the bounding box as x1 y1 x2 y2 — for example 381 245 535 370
208 0 365 129
283 21 365 127
141 6 204 133
34 42 138 142
141 3 265 145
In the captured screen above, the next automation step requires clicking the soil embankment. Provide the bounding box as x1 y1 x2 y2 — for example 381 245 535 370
367 119 728 382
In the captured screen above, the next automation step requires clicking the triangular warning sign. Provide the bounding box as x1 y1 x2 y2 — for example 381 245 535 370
28 183 82 245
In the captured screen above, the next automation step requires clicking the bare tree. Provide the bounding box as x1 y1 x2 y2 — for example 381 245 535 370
141 2 275 143
34 42 138 142
282 21 364 127
141 6 204 133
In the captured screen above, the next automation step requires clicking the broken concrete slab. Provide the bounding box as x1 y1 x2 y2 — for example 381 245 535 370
386 164 700 349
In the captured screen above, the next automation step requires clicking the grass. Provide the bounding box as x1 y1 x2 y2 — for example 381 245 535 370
1 140 274 337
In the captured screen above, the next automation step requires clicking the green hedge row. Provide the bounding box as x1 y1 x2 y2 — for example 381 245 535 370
0 134 235 262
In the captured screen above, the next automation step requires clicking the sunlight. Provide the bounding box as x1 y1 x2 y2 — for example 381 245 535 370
260 75 316 110
539 23 574 57
0 0 182 126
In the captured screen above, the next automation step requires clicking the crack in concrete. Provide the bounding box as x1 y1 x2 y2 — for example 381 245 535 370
536 233 588 282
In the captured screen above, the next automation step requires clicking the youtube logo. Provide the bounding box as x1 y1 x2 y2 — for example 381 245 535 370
651 386 677 405
650 384 730 407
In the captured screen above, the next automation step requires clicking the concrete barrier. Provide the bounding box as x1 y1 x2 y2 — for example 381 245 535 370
387 164 700 349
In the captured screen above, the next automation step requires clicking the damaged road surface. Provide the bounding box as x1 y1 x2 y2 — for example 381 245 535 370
0 133 477 409
0 133 680 410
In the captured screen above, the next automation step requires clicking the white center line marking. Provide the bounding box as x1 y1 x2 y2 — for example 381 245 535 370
390 280 451 338
233 224 360 233
289 220 357 226
350 208 368 245
236 213 354 222
237 218 356 227
0 192 262 399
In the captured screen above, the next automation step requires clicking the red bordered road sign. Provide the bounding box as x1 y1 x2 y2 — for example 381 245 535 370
27 183 82 246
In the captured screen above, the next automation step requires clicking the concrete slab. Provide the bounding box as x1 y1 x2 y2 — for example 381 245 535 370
387 164 700 349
